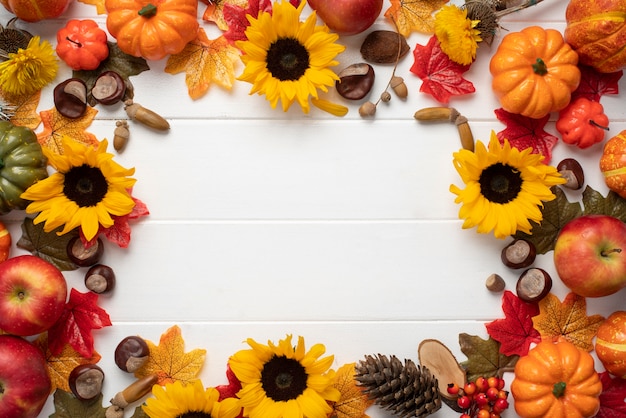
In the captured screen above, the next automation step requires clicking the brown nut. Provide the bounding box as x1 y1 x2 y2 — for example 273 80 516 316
390 76 408 99
69 364 105 401
557 158 584 190
485 273 506 292
54 78 88 119
335 63 375 100
501 238 536 269
516 267 552 302
85 264 116 294
115 336 149 373
92 71 126 105
67 236 104 267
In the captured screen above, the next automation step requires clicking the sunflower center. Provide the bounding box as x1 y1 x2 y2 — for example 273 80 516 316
266 37 310 81
63 164 109 207
261 355 308 401
479 162 523 204
176 413 212 418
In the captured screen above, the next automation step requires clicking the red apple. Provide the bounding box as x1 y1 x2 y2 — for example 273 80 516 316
0 334 51 418
307 0 383 35
0 255 67 336
554 214 626 297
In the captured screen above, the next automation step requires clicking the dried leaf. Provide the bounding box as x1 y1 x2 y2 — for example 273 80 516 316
532 292 605 351
410 35 475 104
384 0 449 36
513 186 583 254
0 90 41 129
203 0 248 30
16 217 79 271
223 0 273 44
458 333 518 382
165 30 239 99
597 371 626 418
330 363 373 418
495 108 559 164
485 290 541 357
77 0 107 14
38 106 100 155
582 186 626 221
572 65 623 102
135 325 206 385
50 389 106 418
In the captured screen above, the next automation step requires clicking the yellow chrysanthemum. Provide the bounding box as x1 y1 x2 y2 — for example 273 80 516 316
236 1 346 115
228 334 340 418
450 132 565 239
0 36 58 96
434 5 482 65
143 380 241 418
20 139 136 241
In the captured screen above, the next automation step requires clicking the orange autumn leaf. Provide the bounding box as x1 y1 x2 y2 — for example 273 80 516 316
134 325 206 385
78 0 107 14
532 292 605 351
38 106 100 154
34 334 102 393
330 363 373 418
1 90 41 130
165 29 239 100
384 0 449 37
202 0 247 30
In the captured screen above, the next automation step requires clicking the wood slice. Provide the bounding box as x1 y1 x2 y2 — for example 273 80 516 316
418 339 467 402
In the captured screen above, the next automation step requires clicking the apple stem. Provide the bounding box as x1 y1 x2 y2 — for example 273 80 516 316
601 248 622 257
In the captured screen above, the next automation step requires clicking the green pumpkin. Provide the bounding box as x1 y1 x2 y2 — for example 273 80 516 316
0 121 48 214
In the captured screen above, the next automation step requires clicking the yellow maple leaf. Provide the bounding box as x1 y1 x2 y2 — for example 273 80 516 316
38 106 100 155
202 0 247 30
77 0 107 14
329 363 373 418
532 292 605 352
384 0 449 37
165 29 239 100
34 334 102 393
134 325 206 385
1 90 41 130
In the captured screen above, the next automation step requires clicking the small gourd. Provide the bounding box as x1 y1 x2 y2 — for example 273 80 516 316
600 129 626 198
556 97 609 149
595 311 626 378
0 0 70 22
56 19 110 71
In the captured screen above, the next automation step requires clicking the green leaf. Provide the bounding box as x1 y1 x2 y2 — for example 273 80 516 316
130 405 151 418
49 389 106 418
17 217 79 271
581 186 626 220
458 333 518 382
513 186 582 254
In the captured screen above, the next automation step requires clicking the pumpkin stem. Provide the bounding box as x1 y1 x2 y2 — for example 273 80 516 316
532 58 548 75
552 381 566 398
138 4 157 17
65 36 82 48
589 119 610 131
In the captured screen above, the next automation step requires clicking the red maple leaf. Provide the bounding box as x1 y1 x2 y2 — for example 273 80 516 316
47 289 112 358
485 290 541 357
495 108 559 164
597 371 626 418
409 35 475 104
223 0 300 45
572 65 623 102
216 365 243 417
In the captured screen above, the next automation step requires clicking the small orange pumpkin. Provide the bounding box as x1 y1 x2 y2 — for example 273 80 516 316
489 26 581 119
596 311 626 378
0 0 71 22
600 129 626 198
105 0 199 61
511 339 601 418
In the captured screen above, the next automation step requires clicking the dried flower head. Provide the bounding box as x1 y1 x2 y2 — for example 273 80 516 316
434 5 482 65
0 36 58 96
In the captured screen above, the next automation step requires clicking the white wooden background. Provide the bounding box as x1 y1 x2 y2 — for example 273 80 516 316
2 0 626 416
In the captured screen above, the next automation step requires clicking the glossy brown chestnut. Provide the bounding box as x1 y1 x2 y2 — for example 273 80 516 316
92 71 126 105
336 63 375 100
69 364 104 401
53 78 88 119
501 238 536 269
67 236 104 267
84 264 115 294
516 268 552 302
115 336 149 373
557 158 585 190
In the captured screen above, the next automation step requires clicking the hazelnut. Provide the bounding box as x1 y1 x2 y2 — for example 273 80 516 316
92 71 126 105
69 364 104 401
335 63 375 100
516 268 552 302
85 264 116 294
67 236 104 267
501 239 536 269
557 158 584 190
115 336 149 373
53 78 88 119
485 273 506 292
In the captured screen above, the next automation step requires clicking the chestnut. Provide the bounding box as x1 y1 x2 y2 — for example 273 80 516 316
501 239 536 269
336 63 375 100
85 264 115 294
516 268 552 302
115 336 149 373
69 364 104 401
557 158 584 190
485 273 506 292
92 71 126 105
67 236 104 267
53 78 88 119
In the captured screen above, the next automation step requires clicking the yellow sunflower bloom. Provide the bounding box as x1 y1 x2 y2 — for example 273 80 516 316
236 1 346 115
143 380 241 418
228 334 340 418
20 139 136 241
0 36 58 96
434 5 482 65
450 132 565 239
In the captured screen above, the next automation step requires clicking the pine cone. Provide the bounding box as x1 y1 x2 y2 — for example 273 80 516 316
354 354 441 418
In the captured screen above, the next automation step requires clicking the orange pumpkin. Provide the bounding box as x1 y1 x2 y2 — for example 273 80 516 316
511 339 601 418
105 0 199 61
600 129 626 198
596 311 626 378
489 26 581 119
0 0 71 22
565 0 626 73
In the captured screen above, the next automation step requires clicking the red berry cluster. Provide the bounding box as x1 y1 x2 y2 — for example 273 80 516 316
447 376 510 418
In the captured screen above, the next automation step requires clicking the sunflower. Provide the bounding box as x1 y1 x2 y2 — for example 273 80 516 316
228 334 340 418
236 1 347 115
450 132 565 239
434 5 482 65
143 380 241 418
20 139 136 241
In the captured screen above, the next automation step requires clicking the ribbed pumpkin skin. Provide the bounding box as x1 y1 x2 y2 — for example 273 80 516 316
596 311 626 378
600 130 626 198
511 340 601 418
565 0 626 73
0 0 70 22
